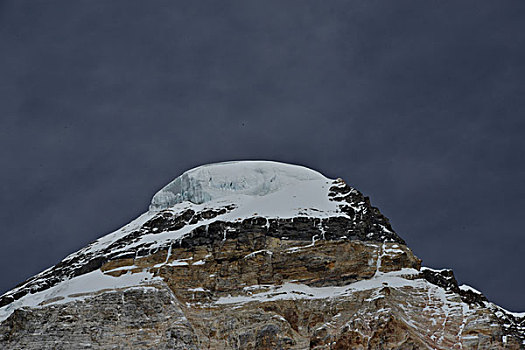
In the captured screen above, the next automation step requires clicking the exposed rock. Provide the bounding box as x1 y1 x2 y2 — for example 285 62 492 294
0 285 198 349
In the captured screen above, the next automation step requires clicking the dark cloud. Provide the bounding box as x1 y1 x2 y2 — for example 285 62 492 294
0 0 524 310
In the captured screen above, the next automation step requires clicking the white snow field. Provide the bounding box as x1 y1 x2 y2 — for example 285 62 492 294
149 160 336 212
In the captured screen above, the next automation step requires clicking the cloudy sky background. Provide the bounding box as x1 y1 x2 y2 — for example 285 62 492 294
1 1 524 310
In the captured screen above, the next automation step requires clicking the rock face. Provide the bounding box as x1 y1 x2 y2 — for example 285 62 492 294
0 161 523 349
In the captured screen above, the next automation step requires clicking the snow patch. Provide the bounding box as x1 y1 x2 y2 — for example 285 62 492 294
216 268 421 305
459 284 483 295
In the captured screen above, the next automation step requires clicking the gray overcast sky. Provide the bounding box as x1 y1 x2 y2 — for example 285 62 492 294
1 1 524 311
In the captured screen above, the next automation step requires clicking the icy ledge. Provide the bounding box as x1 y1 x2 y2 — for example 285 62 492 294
149 161 328 211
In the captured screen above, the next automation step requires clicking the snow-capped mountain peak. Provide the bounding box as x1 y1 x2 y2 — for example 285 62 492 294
1 161 523 349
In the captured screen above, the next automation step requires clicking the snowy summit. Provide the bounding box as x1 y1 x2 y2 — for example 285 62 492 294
149 161 329 210
149 161 335 215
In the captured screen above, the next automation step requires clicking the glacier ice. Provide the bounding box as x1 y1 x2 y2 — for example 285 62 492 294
149 161 327 211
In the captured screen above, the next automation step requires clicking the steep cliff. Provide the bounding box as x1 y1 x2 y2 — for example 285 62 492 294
1 161 523 349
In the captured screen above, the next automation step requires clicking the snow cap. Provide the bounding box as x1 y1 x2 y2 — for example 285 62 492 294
149 161 328 211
